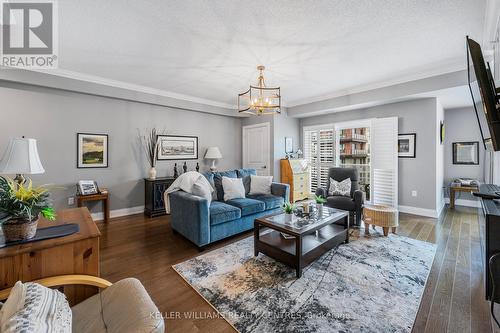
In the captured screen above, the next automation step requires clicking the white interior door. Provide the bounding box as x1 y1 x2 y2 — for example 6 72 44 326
243 123 271 176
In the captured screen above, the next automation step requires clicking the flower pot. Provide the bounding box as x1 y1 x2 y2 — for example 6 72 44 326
148 167 157 180
2 217 39 242
316 203 323 210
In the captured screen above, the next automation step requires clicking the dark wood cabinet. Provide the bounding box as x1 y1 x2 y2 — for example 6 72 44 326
144 177 175 217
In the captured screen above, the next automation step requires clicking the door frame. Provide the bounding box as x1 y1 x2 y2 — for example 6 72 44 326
242 122 271 176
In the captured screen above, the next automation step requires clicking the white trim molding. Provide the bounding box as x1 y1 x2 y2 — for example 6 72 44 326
444 198 481 208
398 205 440 218
91 205 145 222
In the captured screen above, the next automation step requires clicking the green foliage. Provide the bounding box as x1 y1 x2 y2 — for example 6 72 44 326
282 201 296 214
314 195 327 204
0 177 56 224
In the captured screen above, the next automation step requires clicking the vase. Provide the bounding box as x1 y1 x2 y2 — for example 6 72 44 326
1 217 38 242
149 167 157 180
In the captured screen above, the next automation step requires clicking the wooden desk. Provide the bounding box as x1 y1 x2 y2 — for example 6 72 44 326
0 208 101 305
450 185 479 209
77 192 109 223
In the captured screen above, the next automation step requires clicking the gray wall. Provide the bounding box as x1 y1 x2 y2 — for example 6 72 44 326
443 106 485 200
300 98 439 211
0 85 242 213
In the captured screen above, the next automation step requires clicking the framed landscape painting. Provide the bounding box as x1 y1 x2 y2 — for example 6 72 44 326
398 133 416 158
157 135 198 160
77 133 108 168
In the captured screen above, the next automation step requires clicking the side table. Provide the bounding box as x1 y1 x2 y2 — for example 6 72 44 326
449 185 479 209
77 192 109 223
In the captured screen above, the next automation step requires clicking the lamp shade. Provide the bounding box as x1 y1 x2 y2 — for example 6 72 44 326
204 147 222 159
0 138 45 175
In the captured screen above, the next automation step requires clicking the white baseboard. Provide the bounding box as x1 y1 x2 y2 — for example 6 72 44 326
443 198 481 208
398 205 440 218
91 205 145 222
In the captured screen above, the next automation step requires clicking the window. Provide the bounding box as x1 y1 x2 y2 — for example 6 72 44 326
304 124 371 201
338 127 371 201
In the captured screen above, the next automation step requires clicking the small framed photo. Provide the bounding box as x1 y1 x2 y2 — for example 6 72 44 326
77 133 108 168
77 180 99 195
398 133 416 158
453 141 479 165
157 135 198 160
285 137 293 153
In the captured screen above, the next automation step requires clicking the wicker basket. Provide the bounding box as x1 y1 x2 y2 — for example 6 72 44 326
1 217 39 242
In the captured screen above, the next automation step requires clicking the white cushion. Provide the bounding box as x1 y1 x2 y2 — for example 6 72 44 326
191 175 214 203
249 175 273 195
222 176 245 201
0 281 72 333
328 177 351 197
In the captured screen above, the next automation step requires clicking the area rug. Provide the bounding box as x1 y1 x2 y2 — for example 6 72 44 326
173 230 436 333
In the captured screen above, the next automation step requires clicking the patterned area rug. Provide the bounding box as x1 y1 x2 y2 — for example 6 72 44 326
173 229 436 333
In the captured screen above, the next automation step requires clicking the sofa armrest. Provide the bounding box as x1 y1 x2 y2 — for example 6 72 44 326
271 182 290 202
169 191 210 247
315 187 327 198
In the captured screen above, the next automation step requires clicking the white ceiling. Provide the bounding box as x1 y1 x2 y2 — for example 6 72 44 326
55 0 485 109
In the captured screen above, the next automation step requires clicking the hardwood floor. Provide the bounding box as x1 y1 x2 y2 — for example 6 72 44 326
98 206 497 333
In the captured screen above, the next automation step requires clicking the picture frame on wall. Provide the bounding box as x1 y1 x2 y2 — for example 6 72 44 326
157 135 198 160
285 137 293 153
398 133 416 158
77 133 108 168
453 141 479 165
440 121 445 144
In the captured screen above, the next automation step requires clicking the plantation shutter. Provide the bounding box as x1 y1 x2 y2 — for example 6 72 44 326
304 128 335 193
370 117 398 208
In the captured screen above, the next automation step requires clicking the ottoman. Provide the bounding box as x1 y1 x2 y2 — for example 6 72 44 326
363 205 398 236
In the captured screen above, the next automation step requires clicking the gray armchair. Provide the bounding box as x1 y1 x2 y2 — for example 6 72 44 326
315 167 364 226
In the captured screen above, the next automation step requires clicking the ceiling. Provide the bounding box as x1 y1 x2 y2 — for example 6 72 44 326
54 0 485 109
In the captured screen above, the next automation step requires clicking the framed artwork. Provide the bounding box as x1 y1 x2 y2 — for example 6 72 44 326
285 137 293 153
77 180 99 195
398 133 416 158
157 135 198 160
453 141 479 165
77 133 108 168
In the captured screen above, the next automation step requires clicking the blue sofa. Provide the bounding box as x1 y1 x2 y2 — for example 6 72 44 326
169 168 290 249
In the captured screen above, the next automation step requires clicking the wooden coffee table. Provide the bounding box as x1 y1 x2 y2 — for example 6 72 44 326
254 207 349 278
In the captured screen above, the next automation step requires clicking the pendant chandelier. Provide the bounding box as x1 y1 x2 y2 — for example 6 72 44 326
238 65 281 115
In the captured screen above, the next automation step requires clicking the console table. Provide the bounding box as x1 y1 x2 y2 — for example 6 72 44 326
0 207 101 305
77 192 109 223
449 185 479 209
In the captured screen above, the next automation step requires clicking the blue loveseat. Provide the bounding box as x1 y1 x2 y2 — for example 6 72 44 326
169 168 289 249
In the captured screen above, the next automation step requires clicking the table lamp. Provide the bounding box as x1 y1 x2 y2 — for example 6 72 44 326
0 137 45 184
204 147 222 172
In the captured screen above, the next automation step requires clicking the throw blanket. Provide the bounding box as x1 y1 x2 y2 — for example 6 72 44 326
163 171 213 214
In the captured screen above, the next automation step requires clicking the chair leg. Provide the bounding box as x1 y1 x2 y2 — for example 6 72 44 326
383 227 389 236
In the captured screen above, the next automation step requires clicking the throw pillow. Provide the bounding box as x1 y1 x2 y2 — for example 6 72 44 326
192 175 214 203
1 281 72 333
249 175 273 195
236 168 257 195
222 176 246 201
328 177 351 197
201 172 218 201
213 170 238 201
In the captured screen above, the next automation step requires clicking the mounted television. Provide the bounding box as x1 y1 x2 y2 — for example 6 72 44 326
467 36 500 151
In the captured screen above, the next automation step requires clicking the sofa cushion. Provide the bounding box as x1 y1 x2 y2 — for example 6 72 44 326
209 201 241 226
201 171 217 201
213 170 237 201
247 194 284 210
327 195 355 211
236 168 256 195
225 198 265 217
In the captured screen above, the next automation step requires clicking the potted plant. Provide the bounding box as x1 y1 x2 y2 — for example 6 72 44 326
139 128 160 180
283 201 296 220
0 177 56 242
314 195 327 210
